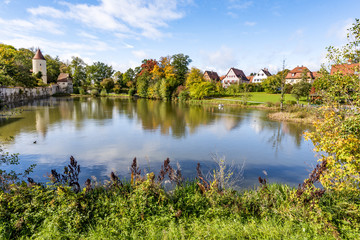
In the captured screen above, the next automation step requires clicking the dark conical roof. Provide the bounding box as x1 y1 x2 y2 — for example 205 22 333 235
33 49 46 60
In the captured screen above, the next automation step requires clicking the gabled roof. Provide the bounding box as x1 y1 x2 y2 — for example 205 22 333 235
262 69 272 76
57 73 72 82
225 67 248 81
204 70 220 80
247 76 254 83
33 49 46 60
285 66 314 79
330 63 360 75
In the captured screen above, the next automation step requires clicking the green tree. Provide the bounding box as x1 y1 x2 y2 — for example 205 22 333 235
186 68 214 99
171 53 192 87
100 78 115 92
123 68 135 88
45 55 61 84
136 71 150 98
291 70 312 104
86 61 114 88
0 44 37 87
70 56 87 87
305 19 360 193
262 69 289 94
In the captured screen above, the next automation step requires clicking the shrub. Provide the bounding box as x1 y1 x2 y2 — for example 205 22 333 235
79 87 85 95
100 88 107 96
265 102 274 107
91 89 98 96
128 88 136 96
285 100 297 105
73 87 79 94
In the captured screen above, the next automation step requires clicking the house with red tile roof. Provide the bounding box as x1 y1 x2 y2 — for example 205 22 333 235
203 70 220 82
330 63 360 76
285 66 315 84
221 68 249 88
247 75 254 83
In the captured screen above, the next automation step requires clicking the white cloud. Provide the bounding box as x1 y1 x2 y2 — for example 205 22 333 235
290 28 304 40
77 31 98 40
27 6 63 18
123 43 134 49
132 50 148 59
4 0 11 4
0 17 64 36
200 46 238 75
28 0 186 40
328 18 353 41
244 21 256 26
228 0 253 9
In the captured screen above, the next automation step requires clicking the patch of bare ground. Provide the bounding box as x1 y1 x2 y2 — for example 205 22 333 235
268 111 317 124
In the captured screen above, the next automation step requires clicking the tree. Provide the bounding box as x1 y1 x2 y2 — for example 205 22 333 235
305 19 360 193
123 68 135 88
291 70 312 104
186 67 214 99
100 78 115 92
70 56 87 87
171 53 192 87
136 71 150 98
86 61 114 88
45 55 61 84
291 80 311 104
0 44 37 87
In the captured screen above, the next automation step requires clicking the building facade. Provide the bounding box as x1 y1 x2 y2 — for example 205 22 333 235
221 68 249 88
32 49 47 84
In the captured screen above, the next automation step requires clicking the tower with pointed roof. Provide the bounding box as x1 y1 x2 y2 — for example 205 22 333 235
32 48 47 84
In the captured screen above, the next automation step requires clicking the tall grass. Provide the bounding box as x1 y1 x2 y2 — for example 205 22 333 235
0 156 359 239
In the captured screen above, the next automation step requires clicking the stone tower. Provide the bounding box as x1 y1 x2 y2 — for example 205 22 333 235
32 48 47 84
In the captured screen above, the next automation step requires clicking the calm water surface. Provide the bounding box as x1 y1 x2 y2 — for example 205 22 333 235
1 97 317 188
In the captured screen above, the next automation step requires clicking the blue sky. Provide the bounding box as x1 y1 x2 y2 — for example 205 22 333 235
0 0 359 76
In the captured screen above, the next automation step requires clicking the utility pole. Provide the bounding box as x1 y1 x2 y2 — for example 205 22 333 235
280 59 286 111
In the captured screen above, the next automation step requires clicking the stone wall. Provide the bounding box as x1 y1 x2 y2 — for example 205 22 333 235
0 85 60 106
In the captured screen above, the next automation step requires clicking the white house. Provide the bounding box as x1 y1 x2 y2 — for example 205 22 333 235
57 73 73 93
221 68 249 88
252 68 272 83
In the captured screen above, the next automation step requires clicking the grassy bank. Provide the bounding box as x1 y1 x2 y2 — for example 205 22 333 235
0 158 359 239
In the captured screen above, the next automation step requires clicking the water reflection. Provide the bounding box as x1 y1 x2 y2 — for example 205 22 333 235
0 97 316 188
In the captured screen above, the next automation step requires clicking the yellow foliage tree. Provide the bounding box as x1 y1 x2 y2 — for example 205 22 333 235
305 19 360 193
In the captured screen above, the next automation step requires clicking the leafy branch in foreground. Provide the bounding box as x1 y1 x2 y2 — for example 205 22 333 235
306 19 360 193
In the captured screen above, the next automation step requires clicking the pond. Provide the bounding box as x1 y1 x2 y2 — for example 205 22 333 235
0 97 317 188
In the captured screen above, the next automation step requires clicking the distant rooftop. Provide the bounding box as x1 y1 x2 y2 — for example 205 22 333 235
33 49 45 60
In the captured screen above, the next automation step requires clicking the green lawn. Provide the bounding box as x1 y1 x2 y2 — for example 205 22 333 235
216 92 308 104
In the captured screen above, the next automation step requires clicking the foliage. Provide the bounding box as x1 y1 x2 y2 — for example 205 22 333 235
45 55 61 84
86 61 114 88
186 67 215 99
90 89 98 96
136 71 150 98
69 57 87 88
100 88 107 96
0 44 37 87
327 18 360 64
291 79 311 104
100 78 114 92
262 69 289 94
0 145 36 191
305 19 360 193
0 156 359 239
171 53 192 87
128 88 136 96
